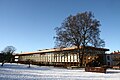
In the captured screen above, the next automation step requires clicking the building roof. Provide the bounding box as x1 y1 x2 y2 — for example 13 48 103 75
14 46 109 56
111 51 120 54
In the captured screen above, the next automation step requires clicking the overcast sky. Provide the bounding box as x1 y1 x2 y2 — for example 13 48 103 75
0 0 120 53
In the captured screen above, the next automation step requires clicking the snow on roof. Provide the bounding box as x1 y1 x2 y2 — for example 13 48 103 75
15 46 109 56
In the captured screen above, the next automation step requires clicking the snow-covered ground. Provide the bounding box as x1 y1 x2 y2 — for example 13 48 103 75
0 63 120 80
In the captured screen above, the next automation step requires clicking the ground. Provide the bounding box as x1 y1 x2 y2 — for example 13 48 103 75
0 63 120 80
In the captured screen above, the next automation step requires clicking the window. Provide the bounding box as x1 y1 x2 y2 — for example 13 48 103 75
107 56 110 60
108 62 110 65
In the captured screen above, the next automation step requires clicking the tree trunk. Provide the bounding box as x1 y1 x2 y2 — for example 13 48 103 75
78 46 85 67
27 60 31 68
77 46 83 67
28 63 30 68
1 60 5 66
1 62 4 66
80 46 85 67
80 55 84 67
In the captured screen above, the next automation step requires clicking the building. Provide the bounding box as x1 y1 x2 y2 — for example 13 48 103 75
106 51 120 66
105 54 112 66
14 46 109 67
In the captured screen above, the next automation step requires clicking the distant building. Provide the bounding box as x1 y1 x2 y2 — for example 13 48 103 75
14 46 109 67
106 51 120 66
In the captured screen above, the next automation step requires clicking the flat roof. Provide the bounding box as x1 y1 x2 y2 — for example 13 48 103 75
15 46 109 56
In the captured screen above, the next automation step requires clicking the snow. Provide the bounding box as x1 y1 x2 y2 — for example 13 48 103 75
0 63 120 80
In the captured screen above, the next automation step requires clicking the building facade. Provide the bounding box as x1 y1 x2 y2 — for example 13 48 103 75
14 46 109 67
106 51 120 66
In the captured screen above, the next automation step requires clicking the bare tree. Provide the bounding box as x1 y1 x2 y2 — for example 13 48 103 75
26 59 33 68
1 46 16 66
54 11 105 67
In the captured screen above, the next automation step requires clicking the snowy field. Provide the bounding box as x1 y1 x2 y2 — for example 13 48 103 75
0 63 120 80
